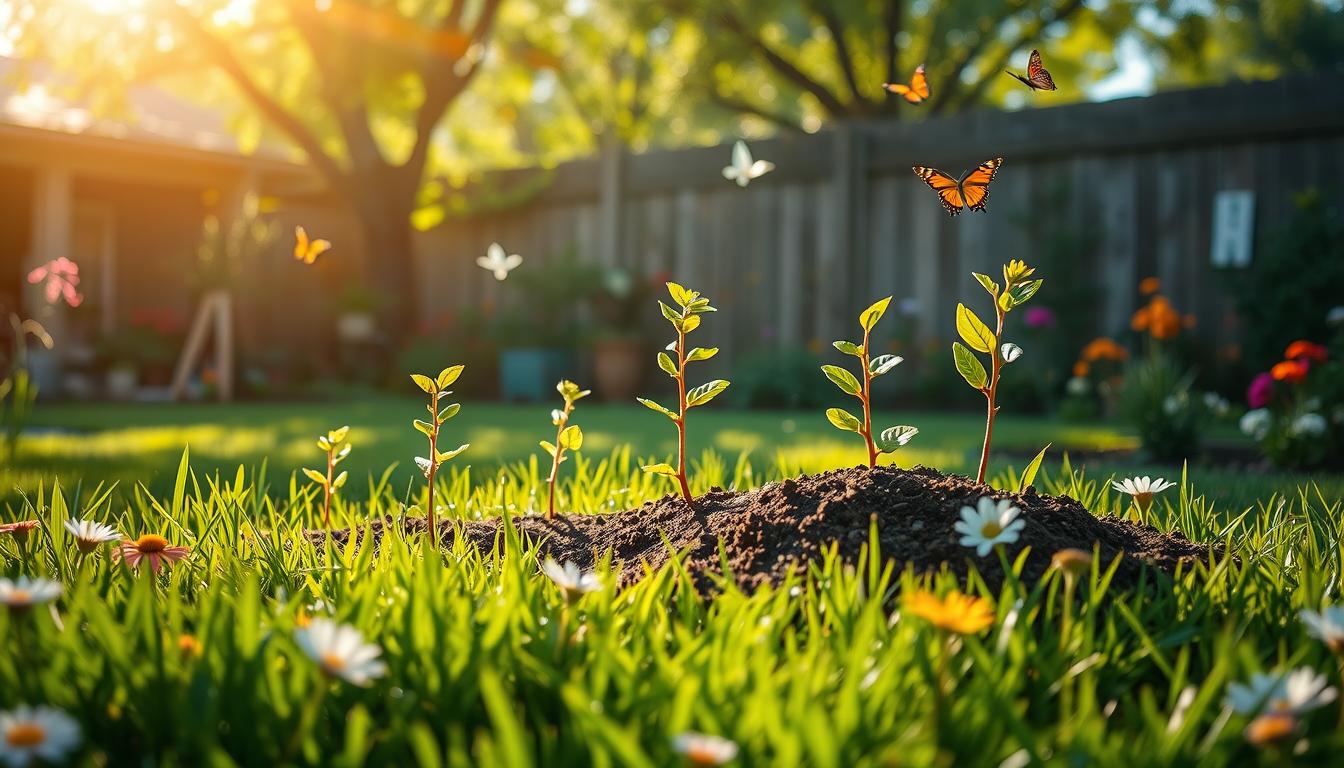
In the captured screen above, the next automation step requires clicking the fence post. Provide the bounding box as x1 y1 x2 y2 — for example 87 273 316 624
597 135 624 268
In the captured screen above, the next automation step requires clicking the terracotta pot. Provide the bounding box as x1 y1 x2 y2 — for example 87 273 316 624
592 338 646 402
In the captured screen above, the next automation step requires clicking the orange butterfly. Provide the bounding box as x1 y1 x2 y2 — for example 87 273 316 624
293 226 331 265
911 158 1004 217
1005 49 1056 91
882 64 929 104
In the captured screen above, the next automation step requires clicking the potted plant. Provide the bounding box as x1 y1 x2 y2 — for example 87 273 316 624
491 253 599 402
588 266 654 402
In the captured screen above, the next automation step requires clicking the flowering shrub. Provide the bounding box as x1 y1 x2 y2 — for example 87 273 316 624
1239 337 1344 469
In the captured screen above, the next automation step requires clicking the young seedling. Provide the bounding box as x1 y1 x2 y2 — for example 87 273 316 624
822 296 919 467
638 282 730 506
411 366 470 544
952 259 1042 485
303 426 351 528
541 380 590 519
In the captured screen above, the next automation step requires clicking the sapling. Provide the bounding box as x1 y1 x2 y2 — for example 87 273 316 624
303 426 351 528
541 380 590 519
822 296 919 467
952 259 1042 484
638 282 730 506
411 366 470 543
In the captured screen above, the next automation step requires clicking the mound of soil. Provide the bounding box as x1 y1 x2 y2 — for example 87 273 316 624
312 465 1208 593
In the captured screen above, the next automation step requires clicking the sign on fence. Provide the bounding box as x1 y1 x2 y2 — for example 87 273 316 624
1211 190 1256 268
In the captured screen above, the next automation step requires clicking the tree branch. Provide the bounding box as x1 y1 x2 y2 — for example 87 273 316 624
717 9 850 116
941 0 1086 115
708 90 805 133
164 3 348 190
808 0 865 106
926 0 1029 114
883 0 901 86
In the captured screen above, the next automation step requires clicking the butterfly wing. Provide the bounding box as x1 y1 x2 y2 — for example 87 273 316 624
722 165 742 182
749 159 775 179
957 158 1003 213
1026 49 1056 91
907 64 929 102
503 254 523 273
732 140 751 171
912 166 967 217
293 226 309 262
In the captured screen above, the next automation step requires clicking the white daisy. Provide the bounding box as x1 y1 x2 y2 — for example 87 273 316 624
1227 668 1338 716
541 558 602 602
0 577 62 613
1290 413 1327 437
294 619 387 686
1300 605 1344 654
1110 476 1176 511
1240 408 1271 440
954 497 1025 556
672 731 739 766
62 519 122 554
0 706 81 767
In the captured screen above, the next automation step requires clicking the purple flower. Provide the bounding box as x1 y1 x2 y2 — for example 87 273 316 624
1024 306 1057 329
1247 372 1275 409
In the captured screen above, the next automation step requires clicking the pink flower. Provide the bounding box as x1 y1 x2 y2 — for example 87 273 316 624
1024 306 1056 329
26 257 83 307
114 534 190 573
1246 372 1275 409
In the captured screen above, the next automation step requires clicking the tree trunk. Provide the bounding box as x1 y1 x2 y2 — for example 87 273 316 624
346 170 419 338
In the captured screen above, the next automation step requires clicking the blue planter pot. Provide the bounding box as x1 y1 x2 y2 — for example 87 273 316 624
498 347 577 402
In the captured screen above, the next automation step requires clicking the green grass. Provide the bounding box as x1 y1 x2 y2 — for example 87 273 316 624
2 448 1343 766
9 398 1340 511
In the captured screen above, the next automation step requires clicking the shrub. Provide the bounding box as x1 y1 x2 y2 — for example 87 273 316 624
732 346 835 409
1239 339 1343 470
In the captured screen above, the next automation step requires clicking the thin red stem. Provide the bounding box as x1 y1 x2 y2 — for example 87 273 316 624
323 449 333 528
546 401 573 519
426 394 439 547
975 303 1007 485
675 323 694 507
861 325 877 468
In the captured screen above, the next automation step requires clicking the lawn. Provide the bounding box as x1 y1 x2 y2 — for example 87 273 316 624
7 397 1337 512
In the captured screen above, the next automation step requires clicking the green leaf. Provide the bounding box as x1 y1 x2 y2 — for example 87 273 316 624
681 314 701 333
877 425 919 452
687 379 730 408
1007 278 1043 308
657 352 678 377
539 440 557 457
952 342 989 390
659 301 682 326
686 347 718 362
328 426 350 444
956 303 996 353
825 407 862 433
332 471 348 491
438 403 461 423
859 296 892 331
412 419 434 437
821 365 862 397
868 354 904 377
436 365 465 390
316 436 332 452
435 444 469 464
550 408 566 426
636 398 678 420
687 298 716 314
1018 443 1051 491
832 340 863 357
972 272 1000 296
560 424 583 451
641 462 677 477
302 468 327 485
666 282 693 306
410 374 436 394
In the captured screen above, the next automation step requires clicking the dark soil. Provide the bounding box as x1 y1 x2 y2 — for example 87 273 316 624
309 465 1209 594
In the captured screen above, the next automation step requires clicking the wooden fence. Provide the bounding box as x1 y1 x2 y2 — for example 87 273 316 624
416 73 1344 379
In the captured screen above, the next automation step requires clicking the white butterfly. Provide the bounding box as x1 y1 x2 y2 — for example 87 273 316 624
722 140 775 187
477 242 523 281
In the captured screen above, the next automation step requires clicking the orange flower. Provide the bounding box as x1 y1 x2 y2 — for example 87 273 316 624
1081 337 1127 362
1139 276 1161 295
1073 360 1090 377
1284 340 1328 363
1182 314 1197 330
904 589 995 635
1131 296 1183 340
115 534 191 573
0 520 40 545
1270 359 1310 383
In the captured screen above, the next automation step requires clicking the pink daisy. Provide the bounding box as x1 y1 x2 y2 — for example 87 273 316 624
0 520 41 545
115 534 191 573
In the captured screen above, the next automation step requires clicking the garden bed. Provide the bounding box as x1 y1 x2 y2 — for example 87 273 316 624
313 465 1208 593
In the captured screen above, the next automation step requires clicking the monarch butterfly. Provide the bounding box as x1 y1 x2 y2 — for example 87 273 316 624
1004 49 1056 91
881 64 930 104
293 226 332 264
722 140 775 187
911 158 1004 217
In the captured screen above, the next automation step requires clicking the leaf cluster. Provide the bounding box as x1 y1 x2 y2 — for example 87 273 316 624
303 426 352 493
822 297 918 456
410 366 470 478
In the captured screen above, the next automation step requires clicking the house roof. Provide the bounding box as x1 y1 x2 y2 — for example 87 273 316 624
0 55 304 174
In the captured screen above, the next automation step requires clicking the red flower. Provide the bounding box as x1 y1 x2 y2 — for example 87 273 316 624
1270 359 1310 384
1284 340 1328 363
115 534 191 573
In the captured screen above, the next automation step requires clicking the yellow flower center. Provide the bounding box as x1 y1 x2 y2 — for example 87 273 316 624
980 521 1003 539
5 723 45 748
135 534 170 552
321 652 347 671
